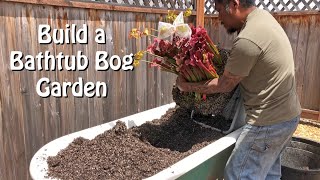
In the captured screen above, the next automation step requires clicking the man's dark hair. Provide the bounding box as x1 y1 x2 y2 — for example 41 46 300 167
215 0 256 8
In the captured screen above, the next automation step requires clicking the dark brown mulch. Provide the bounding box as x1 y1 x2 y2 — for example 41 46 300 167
192 114 233 132
47 107 225 180
172 86 235 116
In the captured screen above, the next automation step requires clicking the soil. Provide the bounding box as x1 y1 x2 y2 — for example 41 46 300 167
192 114 233 132
172 86 235 116
47 107 226 180
215 47 230 75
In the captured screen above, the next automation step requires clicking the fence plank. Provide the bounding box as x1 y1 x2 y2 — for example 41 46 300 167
21 6 50 180
1 3 29 179
276 16 301 101
291 18 309 106
100 11 115 125
302 15 320 110
196 0 204 26
71 8 90 131
319 104 320 121
37 5 62 148
0 4 12 179
54 8 77 135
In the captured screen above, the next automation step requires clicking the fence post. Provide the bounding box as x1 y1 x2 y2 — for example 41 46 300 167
318 104 320 121
196 0 205 26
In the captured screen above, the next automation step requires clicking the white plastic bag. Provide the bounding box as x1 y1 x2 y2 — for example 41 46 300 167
157 12 192 40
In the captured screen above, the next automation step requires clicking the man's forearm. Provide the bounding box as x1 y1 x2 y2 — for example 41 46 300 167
181 75 235 94
176 70 243 94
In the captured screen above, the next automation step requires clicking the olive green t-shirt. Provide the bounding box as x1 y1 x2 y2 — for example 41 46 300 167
225 8 301 126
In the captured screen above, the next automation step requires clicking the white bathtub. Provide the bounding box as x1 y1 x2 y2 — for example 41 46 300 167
29 103 242 180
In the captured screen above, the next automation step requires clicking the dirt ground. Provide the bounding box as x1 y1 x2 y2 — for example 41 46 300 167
294 118 320 142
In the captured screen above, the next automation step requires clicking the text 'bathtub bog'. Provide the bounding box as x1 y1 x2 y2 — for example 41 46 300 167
9 24 134 98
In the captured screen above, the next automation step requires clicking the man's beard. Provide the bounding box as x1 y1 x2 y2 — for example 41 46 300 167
227 28 237 34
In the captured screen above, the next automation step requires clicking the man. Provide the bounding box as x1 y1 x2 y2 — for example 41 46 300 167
176 0 301 179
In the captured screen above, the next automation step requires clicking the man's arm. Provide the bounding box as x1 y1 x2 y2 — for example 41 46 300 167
176 70 244 94
176 37 261 94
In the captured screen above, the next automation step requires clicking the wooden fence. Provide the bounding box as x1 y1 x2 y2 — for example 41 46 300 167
0 0 319 179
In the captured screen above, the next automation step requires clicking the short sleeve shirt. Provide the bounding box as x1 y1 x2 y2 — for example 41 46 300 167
225 8 301 126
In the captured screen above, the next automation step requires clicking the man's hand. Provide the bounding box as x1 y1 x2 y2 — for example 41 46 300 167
175 70 244 94
176 75 188 92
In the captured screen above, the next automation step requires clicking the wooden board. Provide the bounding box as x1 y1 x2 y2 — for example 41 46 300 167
302 109 320 121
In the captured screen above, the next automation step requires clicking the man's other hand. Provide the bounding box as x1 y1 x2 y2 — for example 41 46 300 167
176 75 188 92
